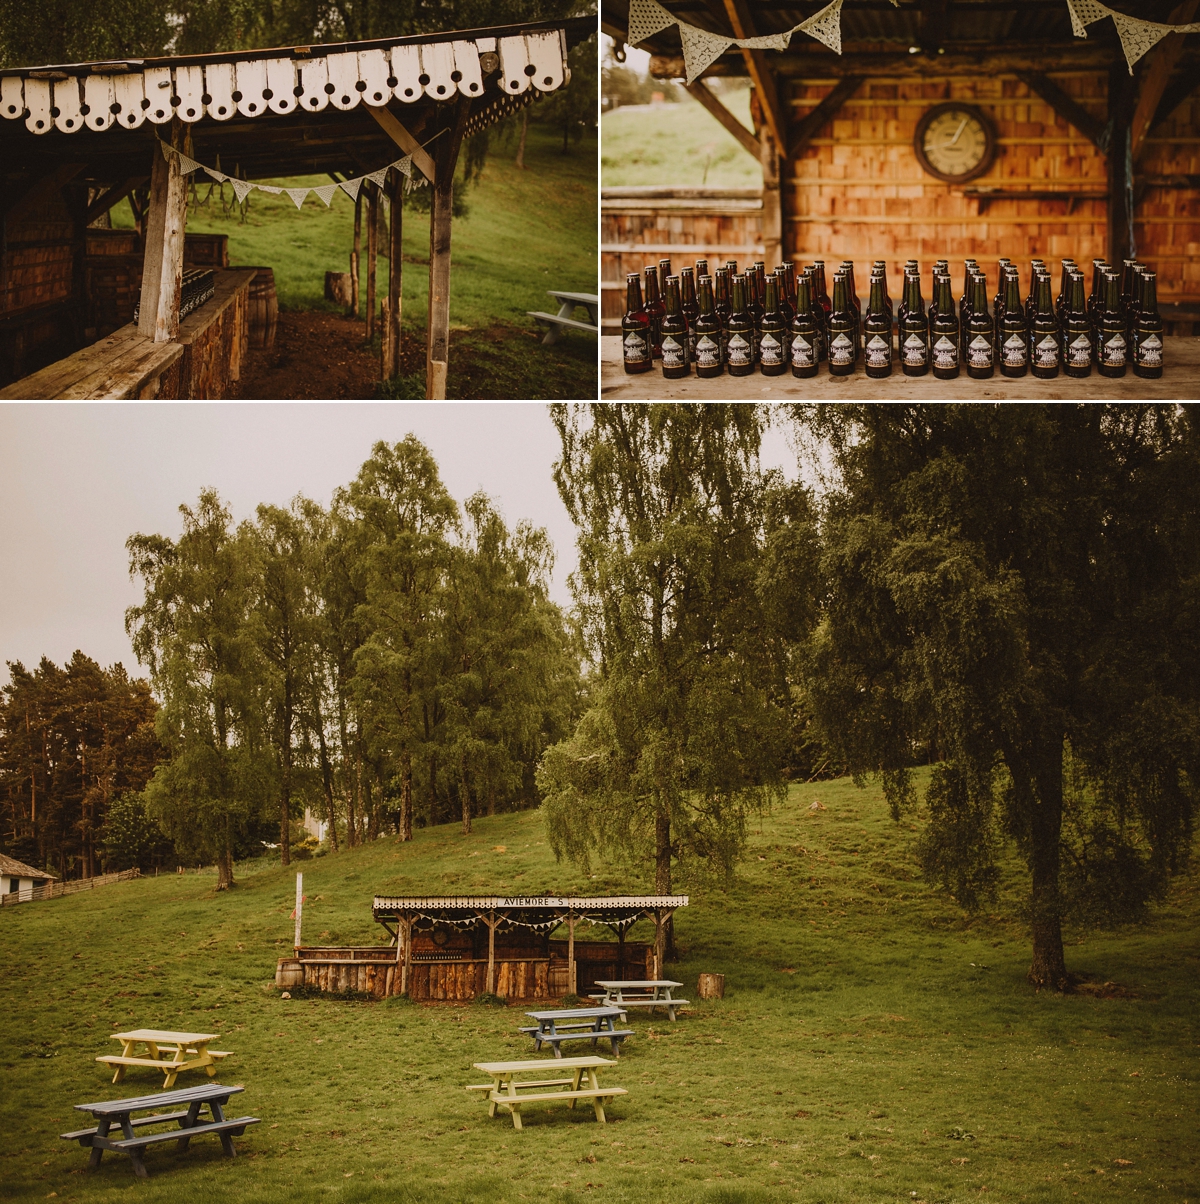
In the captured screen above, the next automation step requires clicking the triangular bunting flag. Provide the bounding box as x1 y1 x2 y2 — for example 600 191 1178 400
257 184 283 194
230 178 254 203
340 176 363 201
1110 11 1172 72
797 0 845 55
160 139 172 162
177 152 202 175
395 156 413 179
627 0 677 47
312 183 339 206
679 24 734 83
738 30 792 51
366 167 389 189
205 167 228 183
285 187 310 208
1065 0 1109 38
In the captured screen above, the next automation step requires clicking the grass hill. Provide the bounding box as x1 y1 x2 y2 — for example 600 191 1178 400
3 774 1197 1203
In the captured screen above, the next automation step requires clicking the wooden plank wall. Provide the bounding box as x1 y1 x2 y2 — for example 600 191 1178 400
1139 91 1200 302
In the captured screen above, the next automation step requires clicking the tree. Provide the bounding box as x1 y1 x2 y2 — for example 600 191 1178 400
126 489 272 889
539 404 797 963
801 404 1200 989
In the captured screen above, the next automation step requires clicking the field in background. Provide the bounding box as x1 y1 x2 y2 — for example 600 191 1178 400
602 89 762 188
4 773 1197 1203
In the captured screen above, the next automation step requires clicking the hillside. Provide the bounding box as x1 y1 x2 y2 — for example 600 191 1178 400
3 774 1197 1203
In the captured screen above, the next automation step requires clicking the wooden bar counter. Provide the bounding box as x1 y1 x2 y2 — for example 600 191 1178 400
602 336 1200 400
0 269 255 400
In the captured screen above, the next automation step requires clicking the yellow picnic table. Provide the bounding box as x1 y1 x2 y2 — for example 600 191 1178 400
97 1030 230 1089
466 1056 627 1130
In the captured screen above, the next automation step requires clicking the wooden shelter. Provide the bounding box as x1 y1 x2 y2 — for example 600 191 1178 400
0 15 593 397
601 0 1200 330
282 894 689 1002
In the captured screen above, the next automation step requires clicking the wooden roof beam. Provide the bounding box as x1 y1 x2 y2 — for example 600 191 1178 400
789 75 863 158
1015 70 1110 151
1131 0 1199 162
685 80 759 158
363 105 437 183
1149 64 1199 132
84 175 147 225
721 0 785 148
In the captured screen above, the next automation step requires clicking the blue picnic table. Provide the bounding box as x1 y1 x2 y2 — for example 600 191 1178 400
519 1006 633 1058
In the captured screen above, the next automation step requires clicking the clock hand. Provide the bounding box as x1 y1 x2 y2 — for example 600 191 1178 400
947 118 968 147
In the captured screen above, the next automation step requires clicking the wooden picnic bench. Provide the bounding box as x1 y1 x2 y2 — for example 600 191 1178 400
519 1006 633 1058
589 980 690 1021
466 1056 626 1130
527 290 599 345
97 1029 231 1088
61 1083 259 1178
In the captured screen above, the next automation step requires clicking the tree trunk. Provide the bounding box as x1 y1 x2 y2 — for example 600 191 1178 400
516 109 528 169
1027 737 1069 990
368 773 380 841
350 189 362 318
461 757 471 835
655 799 676 958
280 688 292 866
314 711 339 852
400 751 413 842
217 819 234 890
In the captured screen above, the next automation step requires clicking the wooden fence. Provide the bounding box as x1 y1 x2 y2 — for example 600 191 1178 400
1 867 140 907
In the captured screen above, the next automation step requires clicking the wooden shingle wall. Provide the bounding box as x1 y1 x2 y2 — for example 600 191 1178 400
1138 92 1200 302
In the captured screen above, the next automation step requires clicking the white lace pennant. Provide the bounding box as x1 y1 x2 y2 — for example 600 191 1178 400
680 23 733 83
257 184 283 194
205 167 229 183
797 0 845 55
285 187 310 208
230 177 254 203
1110 11 1173 71
738 30 792 51
1065 0 1109 38
177 152 202 175
627 0 677 47
312 182 339 206
339 176 363 201
366 166 390 189
395 155 413 179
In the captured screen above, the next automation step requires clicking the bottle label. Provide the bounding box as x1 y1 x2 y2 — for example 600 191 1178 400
1035 334 1059 367
903 333 927 366
791 334 814 367
932 335 956 369
830 333 854 366
623 332 648 363
1102 332 1126 367
1068 333 1091 367
696 335 721 368
1002 334 1027 367
865 334 890 367
662 335 687 369
761 332 783 366
968 335 993 368
728 333 751 367
1138 333 1163 367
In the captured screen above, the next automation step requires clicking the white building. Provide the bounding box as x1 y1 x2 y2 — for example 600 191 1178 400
0 853 59 902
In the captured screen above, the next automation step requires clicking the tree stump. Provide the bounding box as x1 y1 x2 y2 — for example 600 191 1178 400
698 972 725 1000
325 271 353 308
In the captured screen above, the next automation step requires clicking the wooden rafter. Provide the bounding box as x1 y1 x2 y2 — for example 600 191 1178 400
84 176 147 226
1016 70 1110 151
365 105 437 184
1131 0 1199 162
1149 65 1200 132
789 75 863 158
721 0 785 149
685 80 759 158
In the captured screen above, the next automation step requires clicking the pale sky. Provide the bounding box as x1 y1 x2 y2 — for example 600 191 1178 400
1 403 799 685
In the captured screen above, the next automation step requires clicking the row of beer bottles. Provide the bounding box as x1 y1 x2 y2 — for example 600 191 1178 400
622 256 1163 380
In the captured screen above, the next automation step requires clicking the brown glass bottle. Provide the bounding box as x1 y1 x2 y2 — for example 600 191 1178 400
900 273 929 376
759 274 787 376
660 276 689 379
965 275 994 379
1063 273 1092 378
1095 271 1127 378
643 266 665 359
693 275 724 379
713 268 732 363
863 275 892 378
621 272 652 375
726 274 755 377
680 267 700 365
790 275 819 378
695 258 709 279
999 271 1028 377
1030 277 1060 378
826 273 855 375
1132 270 1164 378
930 276 959 380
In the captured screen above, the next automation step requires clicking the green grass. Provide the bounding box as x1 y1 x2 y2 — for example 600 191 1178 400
4 773 1198 1203
113 124 597 328
601 89 763 188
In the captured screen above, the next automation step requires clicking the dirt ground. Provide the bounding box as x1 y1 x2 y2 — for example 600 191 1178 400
238 311 386 399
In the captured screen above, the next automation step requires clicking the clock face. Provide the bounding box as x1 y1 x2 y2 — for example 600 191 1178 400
914 103 995 183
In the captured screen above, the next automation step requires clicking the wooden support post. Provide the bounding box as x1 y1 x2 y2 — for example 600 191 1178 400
383 168 403 379
293 872 303 950
1107 60 1137 268
351 189 362 318
426 98 472 400
653 912 666 982
139 123 189 343
399 917 412 996
366 183 378 340
487 910 496 995
567 911 577 996
617 927 626 980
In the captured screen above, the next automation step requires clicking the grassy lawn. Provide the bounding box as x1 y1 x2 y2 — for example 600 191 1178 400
602 89 762 188
3 772 1197 1203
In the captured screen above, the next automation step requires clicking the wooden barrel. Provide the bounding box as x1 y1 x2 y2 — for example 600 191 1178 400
244 267 278 350
275 957 303 989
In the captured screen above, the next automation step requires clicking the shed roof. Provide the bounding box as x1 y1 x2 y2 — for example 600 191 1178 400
373 894 689 933
0 853 59 880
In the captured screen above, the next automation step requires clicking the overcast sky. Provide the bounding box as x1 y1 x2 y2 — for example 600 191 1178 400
1 403 799 686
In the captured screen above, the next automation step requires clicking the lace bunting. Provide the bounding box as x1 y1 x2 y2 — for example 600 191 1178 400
680 23 734 81
798 0 846 55
1063 0 1200 72
1065 0 1109 37
627 0 678 47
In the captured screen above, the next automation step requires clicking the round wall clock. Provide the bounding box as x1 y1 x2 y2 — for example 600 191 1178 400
913 102 996 184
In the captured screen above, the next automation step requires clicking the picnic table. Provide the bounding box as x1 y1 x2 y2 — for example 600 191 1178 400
61 1083 259 1178
590 980 690 1021
97 1029 230 1088
466 1056 626 1130
527 290 599 345
519 1007 633 1058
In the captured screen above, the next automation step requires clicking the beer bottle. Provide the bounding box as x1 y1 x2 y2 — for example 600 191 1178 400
659 258 673 288
1000 270 1028 377
993 257 1011 330
790 273 819 378
621 272 652 375
966 275 995 379
870 266 892 344
827 272 856 376
863 275 892 378
746 265 764 363
695 258 709 279
1120 258 1141 335
1095 270 1127 378
842 262 861 360
813 260 832 319
727 274 755 377
800 268 827 363
1132 269 1164 378
900 274 929 376
1056 258 1076 328
1030 276 1061 379
680 267 700 364
930 275 960 380
1063 273 1092 377
725 259 739 280
960 258 977 336
693 275 724 379
1088 258 1108 334
759 273 787 376
1026 259 1045 326
714 267 732 362
784 262 798 314
643 266 665 359
775 268 795 326
659 275 689 379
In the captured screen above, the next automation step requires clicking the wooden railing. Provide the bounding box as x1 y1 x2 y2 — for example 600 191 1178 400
1 867 140 906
